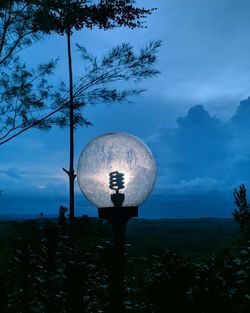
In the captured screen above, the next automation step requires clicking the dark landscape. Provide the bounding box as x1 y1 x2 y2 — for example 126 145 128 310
1 1 250 312
126 217 239 256
0 211 249 312
0 217 239 256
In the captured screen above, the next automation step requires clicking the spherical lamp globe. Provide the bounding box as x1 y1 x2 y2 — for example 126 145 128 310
77 132 156 208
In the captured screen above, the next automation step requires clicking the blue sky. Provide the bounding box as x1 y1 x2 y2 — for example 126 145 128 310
1 0 250 218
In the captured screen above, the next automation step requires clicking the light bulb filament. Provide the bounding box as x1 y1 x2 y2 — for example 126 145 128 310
109 171 125 193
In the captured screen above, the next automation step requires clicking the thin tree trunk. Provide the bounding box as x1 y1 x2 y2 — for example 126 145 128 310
63 27 76 223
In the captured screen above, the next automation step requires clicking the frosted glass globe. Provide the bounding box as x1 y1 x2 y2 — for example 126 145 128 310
77 132 156 208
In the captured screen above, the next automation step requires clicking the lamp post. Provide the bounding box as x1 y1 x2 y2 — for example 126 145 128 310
77 132 156 312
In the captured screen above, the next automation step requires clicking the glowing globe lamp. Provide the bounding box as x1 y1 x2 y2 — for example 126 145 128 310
77 132 156 210
77 132 156 311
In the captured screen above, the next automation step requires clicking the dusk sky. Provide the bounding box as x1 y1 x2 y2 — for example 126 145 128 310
1 0 250 219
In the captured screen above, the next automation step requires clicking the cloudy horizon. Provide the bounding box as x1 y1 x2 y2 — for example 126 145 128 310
1 98 250 218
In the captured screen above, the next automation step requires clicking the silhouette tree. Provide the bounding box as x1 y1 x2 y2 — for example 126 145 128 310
0 0 39 65
0 1 160 221
0 0 66 143
58 204 68 227
0 0 157 145
0 1 158 147
233 184 250 239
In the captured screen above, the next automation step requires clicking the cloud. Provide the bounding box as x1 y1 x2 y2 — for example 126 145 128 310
150 98 250 195
173 105 230 180
156 177 222 194
0 167 22 180
0 166 67 196
6 167 22 180
231 97 250 130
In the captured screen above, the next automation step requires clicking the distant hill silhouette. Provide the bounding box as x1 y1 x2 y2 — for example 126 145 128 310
0 217 239 256
126 218 239 256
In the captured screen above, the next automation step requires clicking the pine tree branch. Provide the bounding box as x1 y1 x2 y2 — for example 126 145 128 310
0 101 67 145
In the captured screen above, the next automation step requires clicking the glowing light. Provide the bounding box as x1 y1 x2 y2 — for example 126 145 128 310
77 132 156 208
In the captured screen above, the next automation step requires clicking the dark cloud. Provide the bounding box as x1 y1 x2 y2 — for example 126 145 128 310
150 105 229 182
150 98 250 193
173 105 230 180
228 97 250 182
6 168 22 180
231 97 250 130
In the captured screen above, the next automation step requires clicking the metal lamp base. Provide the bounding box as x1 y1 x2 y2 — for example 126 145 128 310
98 206 138 220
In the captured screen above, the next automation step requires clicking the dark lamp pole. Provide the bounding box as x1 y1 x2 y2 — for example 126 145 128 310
99 172 138 312
77 132 156 312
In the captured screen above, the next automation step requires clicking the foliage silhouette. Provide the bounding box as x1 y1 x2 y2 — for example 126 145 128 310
233 184 250 240
0 0 158 145
0 211 249 313
58 205 68 228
